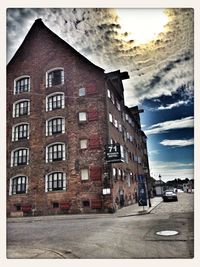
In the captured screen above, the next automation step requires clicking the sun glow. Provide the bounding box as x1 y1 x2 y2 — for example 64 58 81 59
117 9 169 45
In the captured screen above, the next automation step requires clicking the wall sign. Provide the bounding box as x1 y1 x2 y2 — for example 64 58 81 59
105 144 124 163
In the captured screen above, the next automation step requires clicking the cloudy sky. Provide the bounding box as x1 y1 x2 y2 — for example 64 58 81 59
7 8 194 182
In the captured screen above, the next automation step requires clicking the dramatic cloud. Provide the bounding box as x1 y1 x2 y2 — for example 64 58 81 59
157 100 190 110
160 138 194 147
144 116 194 135
149 160 194 181
7 8 194 107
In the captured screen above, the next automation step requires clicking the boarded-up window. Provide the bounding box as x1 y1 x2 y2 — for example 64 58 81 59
87 82 97 95
91 199 102 209
90 166 102 181
89 135 101 149
88 110 98 121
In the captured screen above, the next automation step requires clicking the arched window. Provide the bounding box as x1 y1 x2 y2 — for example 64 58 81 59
46 68 64 87
46 117 65 136
13 99 30 118
46 142 65 162
11 148 29 167
9 175 28 195
14 75 30 94
46 92 65 111
12 123 29 141
45 172 66 192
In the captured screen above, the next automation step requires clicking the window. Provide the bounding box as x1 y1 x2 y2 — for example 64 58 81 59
109 113 113 123
127 174 131 187
80 139 88 149
46 143 65 162
11 148 29 167
46 68 64 87
114 119 118 128
14 76 30 94
107 89 111 98
79 87 86 96
118 123 122 132
13 100 30 117
111 94 115 104
82 200 90 207
79 112 87 122
89 135 100 149
116 101 121 111
53 202 59 208
90 166 102 181
112 168 117 179
9 176 28 195
118 169 122 178
81 168 89 181
46 93 65 111
87 82 97 95
88 110 98 121
45 172 66 192
120 145 125 159
46 117 65 136
12 123 29 141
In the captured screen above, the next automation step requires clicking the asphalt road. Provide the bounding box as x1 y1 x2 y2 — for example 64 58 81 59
7 192 194 259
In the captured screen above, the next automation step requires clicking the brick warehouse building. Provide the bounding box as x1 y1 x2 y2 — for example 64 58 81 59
7 18 151 216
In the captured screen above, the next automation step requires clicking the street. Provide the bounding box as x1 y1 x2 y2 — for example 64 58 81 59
7 192 194 259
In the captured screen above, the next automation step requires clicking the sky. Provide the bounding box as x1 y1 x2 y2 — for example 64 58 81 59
6 8 194 182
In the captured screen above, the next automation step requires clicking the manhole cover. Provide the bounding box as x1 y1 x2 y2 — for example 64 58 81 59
156 230 179 236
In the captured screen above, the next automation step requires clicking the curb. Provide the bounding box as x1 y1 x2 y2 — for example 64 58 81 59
117 200 163 218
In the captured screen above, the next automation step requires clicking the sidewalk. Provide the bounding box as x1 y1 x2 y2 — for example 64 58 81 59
115 196 163 217
7 197 163 223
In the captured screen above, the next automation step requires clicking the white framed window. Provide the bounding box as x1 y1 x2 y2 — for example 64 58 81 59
111 94 115 104
79 112 87 122
45 172 66 192
9 175 28 195
11 148 29 167
116 101 121 111
114 119 118 128
118 123 122 132
107 89 111 98
13 99 30 118
80 139 88 149
46 68 64 87
46 117 65 136
14 75 30 94
109 113 113 123
46 142 65 163
81 168 89 180
118 169 122 178
46 92 65 111
112 168 117 179
120 145 125 159
79 87 86 96
12 123 29 141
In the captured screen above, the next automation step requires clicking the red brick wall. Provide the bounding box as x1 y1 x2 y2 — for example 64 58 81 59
7 20 108 215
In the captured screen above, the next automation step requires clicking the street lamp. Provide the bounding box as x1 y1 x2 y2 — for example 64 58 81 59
144 167 151 208
159 174 162 195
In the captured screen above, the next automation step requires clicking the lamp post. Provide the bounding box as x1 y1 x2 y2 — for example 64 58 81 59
144 167 151 207
159 174 162 195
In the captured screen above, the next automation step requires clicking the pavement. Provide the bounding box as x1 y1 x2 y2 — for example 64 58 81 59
115 196 163 217
7 197 163 223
